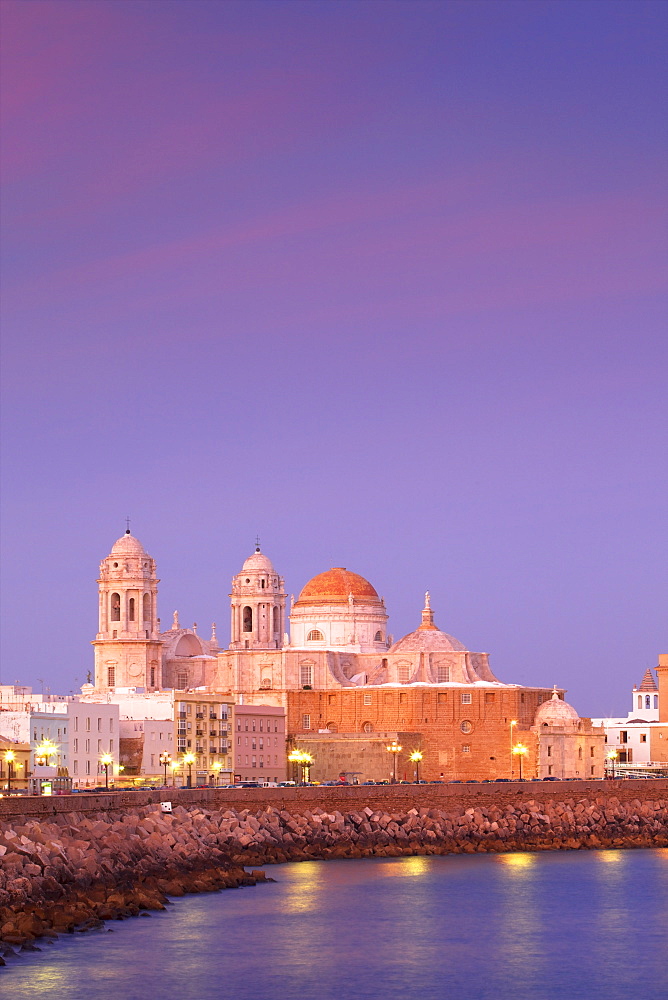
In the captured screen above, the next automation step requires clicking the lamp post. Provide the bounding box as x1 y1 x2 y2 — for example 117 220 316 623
100 752 113 790
159 752 172 786
4 750 15 794
288 749 313 784
509 720 518 778
511 743 528 780
606 750 618 780
183 752 196 788
211 760 222 786
386 741 402 783
409 750 423 783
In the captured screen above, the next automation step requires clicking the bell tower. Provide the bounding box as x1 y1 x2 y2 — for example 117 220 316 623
92 529 163 691
229 544 286 650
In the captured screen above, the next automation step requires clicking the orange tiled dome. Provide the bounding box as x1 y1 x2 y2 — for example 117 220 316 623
295 568 381 605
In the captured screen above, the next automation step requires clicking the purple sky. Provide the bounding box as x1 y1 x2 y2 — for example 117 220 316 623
1 0 666 716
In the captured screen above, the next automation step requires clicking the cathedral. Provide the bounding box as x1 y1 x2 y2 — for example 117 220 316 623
92 530 604 781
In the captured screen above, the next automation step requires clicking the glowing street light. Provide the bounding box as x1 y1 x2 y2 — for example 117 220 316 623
159 751 172 786
606 749 618 780
288 749 314 784
211 760 223 786
409 750 423 783
386 741 403 783
509 720 518 777
3 750 15 794
511 743 528 780
100 752 114 790
34 739 59 766
182 752 196 788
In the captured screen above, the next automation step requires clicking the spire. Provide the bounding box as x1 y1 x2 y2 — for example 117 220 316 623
418 591 437 630
255 534 261 553
638 667 658 692
172 610 180 630
211 622 217 643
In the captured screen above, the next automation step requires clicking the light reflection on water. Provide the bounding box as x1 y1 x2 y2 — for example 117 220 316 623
3 849 667 1000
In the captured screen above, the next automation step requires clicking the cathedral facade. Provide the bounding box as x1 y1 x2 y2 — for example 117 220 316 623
92 531 602 780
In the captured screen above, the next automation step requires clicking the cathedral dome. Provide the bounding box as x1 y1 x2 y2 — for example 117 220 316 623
534 690 579 726
389 628 467 654
110 530 146 556
295 568 381 605
241 549 275 573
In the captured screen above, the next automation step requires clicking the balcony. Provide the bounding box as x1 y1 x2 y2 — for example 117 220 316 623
196 713 204 720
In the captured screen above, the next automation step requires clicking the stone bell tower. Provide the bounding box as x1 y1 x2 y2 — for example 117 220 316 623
229 544 286 650
92 529 163 691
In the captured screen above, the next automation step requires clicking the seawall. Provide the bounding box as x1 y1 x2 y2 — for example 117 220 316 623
1 779 667 954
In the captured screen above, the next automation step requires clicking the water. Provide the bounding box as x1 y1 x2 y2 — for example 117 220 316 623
4 849 668 1000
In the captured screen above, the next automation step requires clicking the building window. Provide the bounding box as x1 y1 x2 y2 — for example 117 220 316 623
638 695 643 709
73 760 78 774
640 733 647 743
374 631 383 642
252 757 256 768
300 664 313 687
85 761 90 774
590 746 595 756
462 745 471 753
326 722 338 733
129 597 135 621
243 607 253 632
85 718 91 731
461 692 472 704
437 665 450 683
437 693 447 704
620 731 628 744
547 746 552 757
177 672 188 689
654 695 659 709
363 693 372 706
548 765 553 775
645 695 651 709
307 629 324 642
110 593 121 621
484 692 494 704
107 666 115 687
98 718 102 731
398 664 410 683
302 714 311 730
362 722 373 733
460 720 473 734
578 747 583 759
150 666 156 688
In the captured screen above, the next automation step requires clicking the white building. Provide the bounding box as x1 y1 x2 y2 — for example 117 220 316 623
592 667 662 767
30 701 120 787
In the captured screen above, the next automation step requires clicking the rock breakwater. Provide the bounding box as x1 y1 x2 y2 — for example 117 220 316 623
1 786 666 957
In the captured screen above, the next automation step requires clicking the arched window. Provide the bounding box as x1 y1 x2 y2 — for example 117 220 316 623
110 593 121 622
273 606 280 635
645 695 651 709
307 629 324 642
128 597 135 621
654 695 659 709
374 630 383 642
326 722 338 733
243 607 253 632
362 722 373 733
638 696 643 709
260 677 272 689
143 593 151 622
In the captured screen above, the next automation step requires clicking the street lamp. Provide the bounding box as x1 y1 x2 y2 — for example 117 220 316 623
211 760 223 786
511 743 528 780
100 752 114 790
409 750 423 783
509 720 518 778
287 749 313 784
182 752 196 788
3 750 15 794
606 749 618 779
386 741 403 783
34 739 59 766
159 752 172 786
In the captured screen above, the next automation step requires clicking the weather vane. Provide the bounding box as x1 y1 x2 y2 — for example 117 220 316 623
125 515 131 533
255 534 261 552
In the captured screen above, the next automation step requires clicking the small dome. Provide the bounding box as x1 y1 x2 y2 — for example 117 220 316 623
296 568 381 605
389 628 467 654
241 549 275 573
534 690 579 726
110 531 146 556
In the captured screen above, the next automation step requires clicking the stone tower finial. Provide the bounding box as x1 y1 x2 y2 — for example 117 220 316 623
173 610 180 630
211 622 217 643
419 591 436 630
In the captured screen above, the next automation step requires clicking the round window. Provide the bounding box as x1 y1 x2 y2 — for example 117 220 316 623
460 720 473 734
113 562 118 568
245 578 250 583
